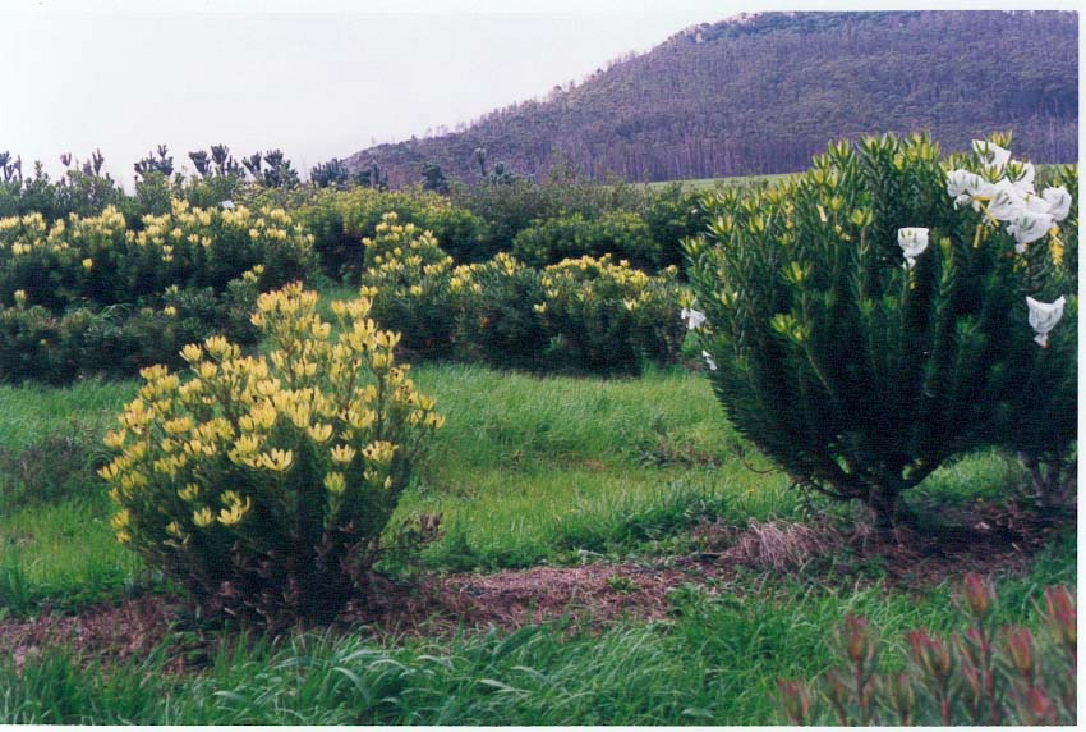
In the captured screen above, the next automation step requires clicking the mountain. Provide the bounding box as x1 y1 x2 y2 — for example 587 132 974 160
345 11 1078 187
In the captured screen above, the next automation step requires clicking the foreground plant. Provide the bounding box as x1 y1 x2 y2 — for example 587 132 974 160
99 283 443 624
777 574 1077 725
686 133 1076 530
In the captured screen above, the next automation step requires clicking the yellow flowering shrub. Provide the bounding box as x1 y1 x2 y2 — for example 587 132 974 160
360 212 459 358
452 252 550 370
0 199 312 312
298 186 486 277
99 282 443 623
541 255 687 374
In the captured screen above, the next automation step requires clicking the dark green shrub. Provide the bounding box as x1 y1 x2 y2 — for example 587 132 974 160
0 272 259 384
511 211 660 270
453 252 549 371
540 255 685 375
686 133 1076 530
641 182 712 271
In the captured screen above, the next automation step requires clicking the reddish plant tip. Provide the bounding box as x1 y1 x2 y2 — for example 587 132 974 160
843 614 873 664
1005 626 1035 678
776 679 810 724
1025 686 1055 725
961 572 994 619
1043 585 1076 649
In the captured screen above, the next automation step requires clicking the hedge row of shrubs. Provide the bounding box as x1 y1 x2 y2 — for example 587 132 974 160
359 213 687 375
0 200 311 382
297 179 709 278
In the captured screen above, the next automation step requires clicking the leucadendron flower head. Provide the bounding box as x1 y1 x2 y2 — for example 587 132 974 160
897 228 929 268
1026 295 1066 347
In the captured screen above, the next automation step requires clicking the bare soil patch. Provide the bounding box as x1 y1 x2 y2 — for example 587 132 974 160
0 500 1072 670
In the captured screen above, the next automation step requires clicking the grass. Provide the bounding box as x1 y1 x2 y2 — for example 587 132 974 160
0 358 1054 609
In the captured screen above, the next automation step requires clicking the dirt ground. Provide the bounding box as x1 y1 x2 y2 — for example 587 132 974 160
0 499 1073 672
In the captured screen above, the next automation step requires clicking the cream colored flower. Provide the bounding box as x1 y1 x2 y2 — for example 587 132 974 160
1026 296 1065 348
897 228 929 268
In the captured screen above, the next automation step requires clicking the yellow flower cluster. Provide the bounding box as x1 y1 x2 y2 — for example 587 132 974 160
99 282 443 548
540 254 671 312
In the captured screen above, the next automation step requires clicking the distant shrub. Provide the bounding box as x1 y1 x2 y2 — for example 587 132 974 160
99 283 444 624
450 157 650 253
0 271 261 384
0 199 311 313
511 211 660 270
359 213 459 359
777 574 1077 726
640 182 712 271
299 186 487 277
453 252 549 371
539 255 685 375
0 422 107 510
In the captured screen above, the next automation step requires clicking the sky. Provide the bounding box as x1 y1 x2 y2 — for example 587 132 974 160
2 0 1078 185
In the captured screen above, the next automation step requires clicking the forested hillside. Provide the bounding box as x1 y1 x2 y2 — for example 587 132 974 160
345 11 1077 186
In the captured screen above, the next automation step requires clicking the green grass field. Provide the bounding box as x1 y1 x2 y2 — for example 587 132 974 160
0 289 1074 725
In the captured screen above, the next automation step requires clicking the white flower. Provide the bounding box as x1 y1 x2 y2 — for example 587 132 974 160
985 180 1026 222
1025 295 1066 347
1041 186 1071 221
1007 210 1055 252
946 169 982 199
972 140 1012 170
897 228 929 268
1010 163 1036 198
220 200 235 209
702 350 718 371
680 307 707 330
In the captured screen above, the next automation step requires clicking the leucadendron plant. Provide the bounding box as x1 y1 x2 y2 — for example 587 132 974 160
777 574 1077 726
685 132 1076 531
99 282 443 625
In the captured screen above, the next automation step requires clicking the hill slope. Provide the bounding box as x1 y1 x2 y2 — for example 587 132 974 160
346 11 1077 186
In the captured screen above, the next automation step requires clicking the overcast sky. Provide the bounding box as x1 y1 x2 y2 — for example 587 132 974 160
2 0 1072 185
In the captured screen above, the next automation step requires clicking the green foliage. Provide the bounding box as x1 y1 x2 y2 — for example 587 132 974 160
511 210 660 270
299 186 488 277
0 273 260 384
540 255 685 375
777 575 1077 726
451 158 650 253
686 133 1077 527
359 213 459 359
640 182 712 270
452 253 549 371
99 284 443 624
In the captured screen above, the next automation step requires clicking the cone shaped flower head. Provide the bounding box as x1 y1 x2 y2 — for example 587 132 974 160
897 228 929 268
1026 295 1066 347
